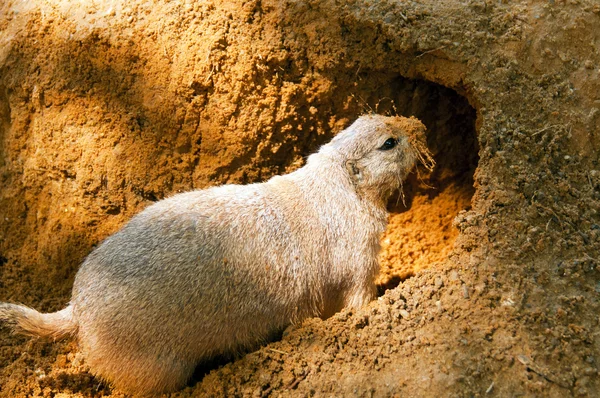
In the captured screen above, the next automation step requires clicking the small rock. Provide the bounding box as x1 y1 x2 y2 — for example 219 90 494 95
583 367 597 376
72 353 85 367
35 368 46 380
449 270 459 281
55 354 67 368
462 285 470 299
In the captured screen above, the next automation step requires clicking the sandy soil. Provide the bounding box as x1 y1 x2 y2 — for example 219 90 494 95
1 0 599 396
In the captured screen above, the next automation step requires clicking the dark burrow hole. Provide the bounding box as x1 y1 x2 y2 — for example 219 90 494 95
356 76 479 294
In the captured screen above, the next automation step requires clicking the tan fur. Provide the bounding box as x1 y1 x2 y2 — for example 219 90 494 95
0 115 433 395
0 304 76 339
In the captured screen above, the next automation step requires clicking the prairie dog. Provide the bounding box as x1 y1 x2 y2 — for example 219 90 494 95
0 115 434 395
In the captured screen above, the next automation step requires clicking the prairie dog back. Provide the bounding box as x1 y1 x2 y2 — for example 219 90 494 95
0 114 434 395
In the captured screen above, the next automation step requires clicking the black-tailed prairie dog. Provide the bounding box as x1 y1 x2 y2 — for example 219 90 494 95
0 115 434 395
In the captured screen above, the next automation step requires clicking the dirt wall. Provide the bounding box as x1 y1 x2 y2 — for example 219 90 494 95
1 0 599 396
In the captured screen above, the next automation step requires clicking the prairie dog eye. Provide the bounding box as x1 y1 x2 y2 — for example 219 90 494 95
379 137 397 150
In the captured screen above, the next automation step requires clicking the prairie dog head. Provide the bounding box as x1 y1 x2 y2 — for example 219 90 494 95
322 114 434 204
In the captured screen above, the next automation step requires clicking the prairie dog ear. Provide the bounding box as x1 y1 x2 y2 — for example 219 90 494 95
345 160 362 183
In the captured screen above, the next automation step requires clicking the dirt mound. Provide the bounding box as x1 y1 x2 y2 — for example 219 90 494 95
1 0 599 396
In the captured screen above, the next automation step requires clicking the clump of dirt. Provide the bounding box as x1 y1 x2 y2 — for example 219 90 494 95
1 0 600 397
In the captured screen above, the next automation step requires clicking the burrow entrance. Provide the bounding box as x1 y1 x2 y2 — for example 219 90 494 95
350 76 479 292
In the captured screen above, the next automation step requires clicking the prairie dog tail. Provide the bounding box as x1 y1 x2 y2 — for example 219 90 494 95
0 303 77 340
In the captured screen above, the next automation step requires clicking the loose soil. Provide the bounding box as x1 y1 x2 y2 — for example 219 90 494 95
1 0 599 397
